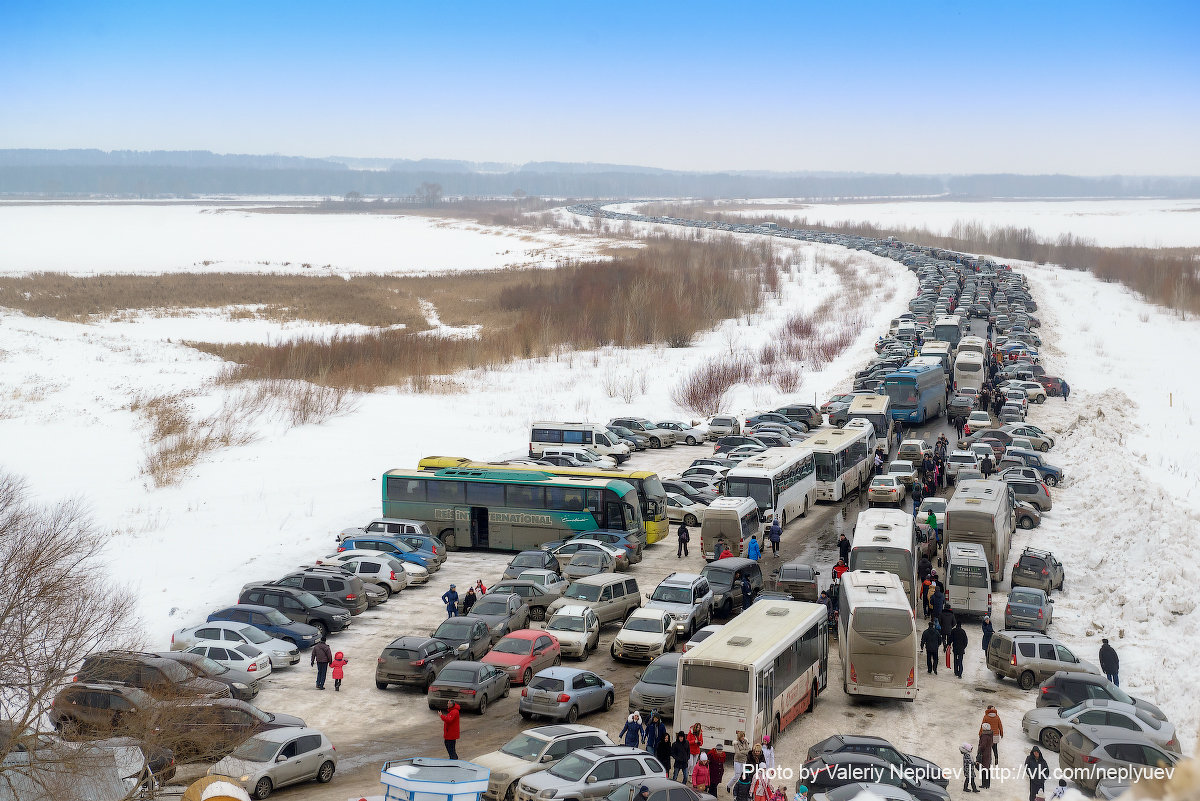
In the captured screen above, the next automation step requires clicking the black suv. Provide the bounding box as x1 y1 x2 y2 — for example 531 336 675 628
1011 547 1065 594
75 651 230 700
238 585 351 638
1036 672 1167 720
262 569 369 615
712 435 766 454
375 636 457 691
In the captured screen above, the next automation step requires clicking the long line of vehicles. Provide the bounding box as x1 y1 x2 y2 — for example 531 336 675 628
28 208 1181 801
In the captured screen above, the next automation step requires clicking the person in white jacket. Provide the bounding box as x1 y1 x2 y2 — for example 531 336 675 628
761 735 775 771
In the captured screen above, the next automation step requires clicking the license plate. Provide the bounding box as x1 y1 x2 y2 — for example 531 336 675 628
873 674 892 682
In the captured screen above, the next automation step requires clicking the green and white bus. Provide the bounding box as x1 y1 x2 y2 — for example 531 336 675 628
381 467 644 552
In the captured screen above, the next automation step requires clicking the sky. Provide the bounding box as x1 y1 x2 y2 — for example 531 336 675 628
2 1 1198 175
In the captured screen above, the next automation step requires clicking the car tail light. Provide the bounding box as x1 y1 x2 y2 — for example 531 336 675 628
1037 609 1043 619
1011 653 1017 666
378 657 385 664
248 663 257 672
411 659 426 667
1040 483 1049 493
907 668 915 687
1041 569 1049 575
430 686 441 693
1005 604 1012 615
390 571 397 581
346 594 357 601
433 546 439 555
558 693 571 703
521 688 528 697
1081 755 1099 764
849 663 857 683
461 689 477 696
1014 564 1019 571
1041 686 1050 695
1167 737 1177 748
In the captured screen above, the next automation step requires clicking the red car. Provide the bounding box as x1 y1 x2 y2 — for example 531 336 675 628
481 630 560 685
1037 375 1064 397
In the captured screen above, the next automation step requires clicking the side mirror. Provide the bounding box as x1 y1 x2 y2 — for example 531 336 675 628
541 754 555 763
1048 599 1055 604
634 672 642 680
276 754 288 763
814 570 821 576
586 776 598 784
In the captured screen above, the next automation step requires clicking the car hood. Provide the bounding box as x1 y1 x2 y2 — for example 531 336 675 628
548 630 588 644
473 750 543 781
467 613 508 627
904 753 949 785
644 600 690 616
482 652 530 668
266 712 307 728
210 755 265 779
184 677 231 697
616 630 666 645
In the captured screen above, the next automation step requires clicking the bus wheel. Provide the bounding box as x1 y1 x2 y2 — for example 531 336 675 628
779 512 786 527
441 531 457 551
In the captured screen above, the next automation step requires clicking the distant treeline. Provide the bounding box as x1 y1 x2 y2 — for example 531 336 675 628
1 149 1198 199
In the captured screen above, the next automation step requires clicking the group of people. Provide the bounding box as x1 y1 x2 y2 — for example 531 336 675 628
917 565 993 679
621 717 788 800
440 579 489 617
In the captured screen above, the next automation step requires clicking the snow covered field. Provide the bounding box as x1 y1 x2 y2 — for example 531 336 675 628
721 198 1200 248
0 202 611 275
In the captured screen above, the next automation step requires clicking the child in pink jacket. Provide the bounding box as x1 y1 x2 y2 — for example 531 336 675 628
331 651 349 691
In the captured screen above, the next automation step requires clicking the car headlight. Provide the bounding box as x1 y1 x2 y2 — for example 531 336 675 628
239 775 251 783
232 682 249 690
538 790 558 799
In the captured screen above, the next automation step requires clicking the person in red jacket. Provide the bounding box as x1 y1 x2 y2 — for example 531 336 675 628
439 702 460 759
686 723 704 773
331 651 349 692
832 559 848 580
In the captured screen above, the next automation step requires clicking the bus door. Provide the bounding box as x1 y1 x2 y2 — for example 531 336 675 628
468 507 489 548
759 667 775 740
818 622 829 690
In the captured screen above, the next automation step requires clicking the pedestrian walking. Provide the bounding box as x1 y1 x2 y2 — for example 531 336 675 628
951 620 969 678
761 735 775 771
331 650 349 691
677 522 690 558
920 620 940 674
687 723 704 773
620 713 644 749
981 615 994 654
961 743 979 793
440 701 460 759
1023 747 1049 801
837 533 851 565
1061 381 1071 401
671 731 690 783
644 713 666 755
911 481 924 514
981 705 1003 763
740 573 753 610
747 742 765 772
442 584 460 617
311 636 332 690
727 731 750 791
1099 638 1120 686
474 579 487 596
930 585 946 626
918 554 932 584
954 416 965 439
707 746 726 797
747 535 761 562
768 520 781 556
940 604 957 649
655 732 673 776
832 558 848 580
691 753 711 793
980 455 994 478
733 765 754 801
462 587 478 615
978 724 995 789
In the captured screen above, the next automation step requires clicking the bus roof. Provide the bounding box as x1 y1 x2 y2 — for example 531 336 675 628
680 600 825 668
946 480 1009 516
934 314 962 324
726 448 809 476
920 341 952 353
840 570 911 610
805 426 871 451
415 457 662 483
384 467 636 493
852 509 914 546
885 363 943 380
848 395 889 413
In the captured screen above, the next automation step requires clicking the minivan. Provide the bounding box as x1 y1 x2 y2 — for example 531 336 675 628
985 631 1100 689
705 415 741 440
530 422 632 463
546 574 641 626
699 557 763 617
699 496 761 560
946 542 991 617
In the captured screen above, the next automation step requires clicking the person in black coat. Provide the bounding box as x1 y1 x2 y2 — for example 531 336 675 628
837 533 851 565
939 605 957 649
918 555 933 584
676 522 690 558
1099 638 1120 686
980 455 994 478
670 731 690 782
950 620 970 678
920 620 941 674
1023 747 1050 801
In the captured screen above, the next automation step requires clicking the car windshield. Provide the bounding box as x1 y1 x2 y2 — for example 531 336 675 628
564 584 601 602
1009 590 1042 605
494 638 533 655
500 732 551 761
548 616 585 633
572 553 603 566
641 660 677 686
512 554 543 568
625 618 663 633
651 586 693 604
435 621 474 638
238 626 270 645
296 592 323 608
229 736 280 763
701 569 731 591
474 600 508 616
437 668 479 684
920 499 946 513
549 753 596 780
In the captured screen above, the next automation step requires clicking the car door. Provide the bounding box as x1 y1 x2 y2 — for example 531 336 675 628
585 759 621 797
471 622 490 659
279 594 306 622
194 626 225 644
485 664 507 699
581 672 607 712
273 737 308 785
1035 643 1058 679
532 636 555 672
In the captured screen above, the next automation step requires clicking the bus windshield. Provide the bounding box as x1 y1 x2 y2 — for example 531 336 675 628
814 453 837 482
848 550 913 584
725 477 773 510
884 380 919 409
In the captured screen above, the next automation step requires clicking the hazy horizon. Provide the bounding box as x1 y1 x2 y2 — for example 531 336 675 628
3 1 1198 175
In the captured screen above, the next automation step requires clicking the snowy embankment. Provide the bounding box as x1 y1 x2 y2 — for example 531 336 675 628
0 219 913 647
1018 263 1200 748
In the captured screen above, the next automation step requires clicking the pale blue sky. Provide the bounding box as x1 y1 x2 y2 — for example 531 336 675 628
2 1 1197 173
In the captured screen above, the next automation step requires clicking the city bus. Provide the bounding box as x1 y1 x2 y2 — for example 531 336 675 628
933 315 964 349
381 467 644 552
723 448 817 527
952 350 986 393
847 395 893 443
675 600 828 746
883 363 945 424
416 457 668 544
804 424 874 502
848 509 919 607
919 341 953 374
837 571 918 701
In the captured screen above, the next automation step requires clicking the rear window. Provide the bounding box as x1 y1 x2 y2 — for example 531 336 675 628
1018 555 1046 570
385 648 417 661
851 609 913 644
528 676 565 692
949 564 989 589
437 668 479 684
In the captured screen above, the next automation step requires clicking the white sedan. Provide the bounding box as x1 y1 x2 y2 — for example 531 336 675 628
317 549 429 584
1004 380 1048 403
665 492 707 527
656 420 709 446
186 640 273 679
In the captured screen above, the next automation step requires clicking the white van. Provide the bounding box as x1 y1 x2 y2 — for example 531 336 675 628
945 542 991 617
538 446 617 469
699 496 761 560
530 422 631 463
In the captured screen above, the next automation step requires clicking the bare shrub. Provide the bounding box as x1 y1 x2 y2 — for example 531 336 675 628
670 357 754 417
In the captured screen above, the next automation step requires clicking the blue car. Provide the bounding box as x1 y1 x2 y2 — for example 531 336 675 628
338 535 433 569
1005 448 1064 486
392 533 446 568
208 604 321 650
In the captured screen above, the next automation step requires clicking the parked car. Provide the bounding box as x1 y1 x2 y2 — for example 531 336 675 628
74 651 230 700
564 550 617 581
541 530 641 564
1004 380 1047 403
963 411 993 434
431 617 493 661
504 550 561 579
712 435 765 454
336 516 433 546
237 585 351 639
185 641 272 682
206 605 321 651
683 624 723 653
171 621 300 669
515 746 665 801
1015 501 1043 530
885 460 918 488
897 439 932 462
611 608 676 662
483 630 561 686
1022 699 1180 753
705 415 741 440
519 667 614 723
775 560 820 601
545 605 601 659
807 734 949 788
375 636 457 692
155 649 261 702
627 652 679 721
516 569 568 599
655 420 709 446
337 535 434 570
917 497 946 529
475 725 615 801
947 394 975 419
320 548 430 584
549 540 628 571
661 479 717 505
1011 547 1065 594
466 592 531 644
489 580 558 622
1004 448 1064 486
327 553 409 597
643 572 714 637
261 569 369 616
545 575 642 626
1037 672 1167 720
800 753 950 801
427 660 510 714
49 683 159 738
207 726 336 799
1059 726 1179 794
867 475 906 507
604 777 715 801
608 425 649 451
151 697 305 762
664 492 707 527
1004 475 1053 511
1002 423 1055 451
774 404 824 429
607 418 676 448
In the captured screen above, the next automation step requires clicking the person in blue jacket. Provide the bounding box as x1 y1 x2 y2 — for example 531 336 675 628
747 535 761 561
441 584 460 617
620 713 644 749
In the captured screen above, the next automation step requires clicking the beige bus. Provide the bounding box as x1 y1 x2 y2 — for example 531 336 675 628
847 395 893 443
837 570 918 701
944 479 1015 582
